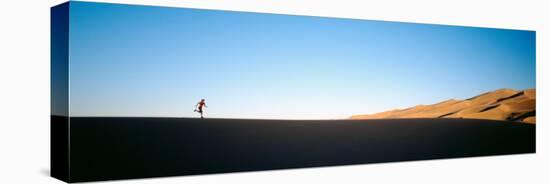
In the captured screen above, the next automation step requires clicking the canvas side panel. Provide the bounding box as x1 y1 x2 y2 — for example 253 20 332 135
51 2 70 183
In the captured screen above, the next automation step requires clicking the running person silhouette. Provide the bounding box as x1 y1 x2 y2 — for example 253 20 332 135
194 99 208 119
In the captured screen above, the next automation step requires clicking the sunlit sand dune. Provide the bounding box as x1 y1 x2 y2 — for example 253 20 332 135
351 88 536 123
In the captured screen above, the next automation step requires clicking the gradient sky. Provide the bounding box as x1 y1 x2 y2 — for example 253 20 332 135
67 1 535 119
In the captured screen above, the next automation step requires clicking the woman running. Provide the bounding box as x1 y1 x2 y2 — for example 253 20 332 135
194 99 208 119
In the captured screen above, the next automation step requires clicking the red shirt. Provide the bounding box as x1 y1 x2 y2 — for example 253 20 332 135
198 101 206 108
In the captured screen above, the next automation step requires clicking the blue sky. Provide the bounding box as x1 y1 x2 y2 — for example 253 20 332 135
67 2 535 119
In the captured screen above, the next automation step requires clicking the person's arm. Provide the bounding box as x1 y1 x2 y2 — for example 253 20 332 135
204 104 208 108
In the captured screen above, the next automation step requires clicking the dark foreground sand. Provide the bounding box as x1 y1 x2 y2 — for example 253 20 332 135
60 117 534 182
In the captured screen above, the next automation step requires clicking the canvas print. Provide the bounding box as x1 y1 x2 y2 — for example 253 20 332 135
51 1 536 182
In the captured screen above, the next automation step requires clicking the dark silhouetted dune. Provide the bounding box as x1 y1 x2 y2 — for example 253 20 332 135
351 88 536 123
61 117 534 182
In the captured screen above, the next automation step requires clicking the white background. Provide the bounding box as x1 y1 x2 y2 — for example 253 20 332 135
0 0 548 183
